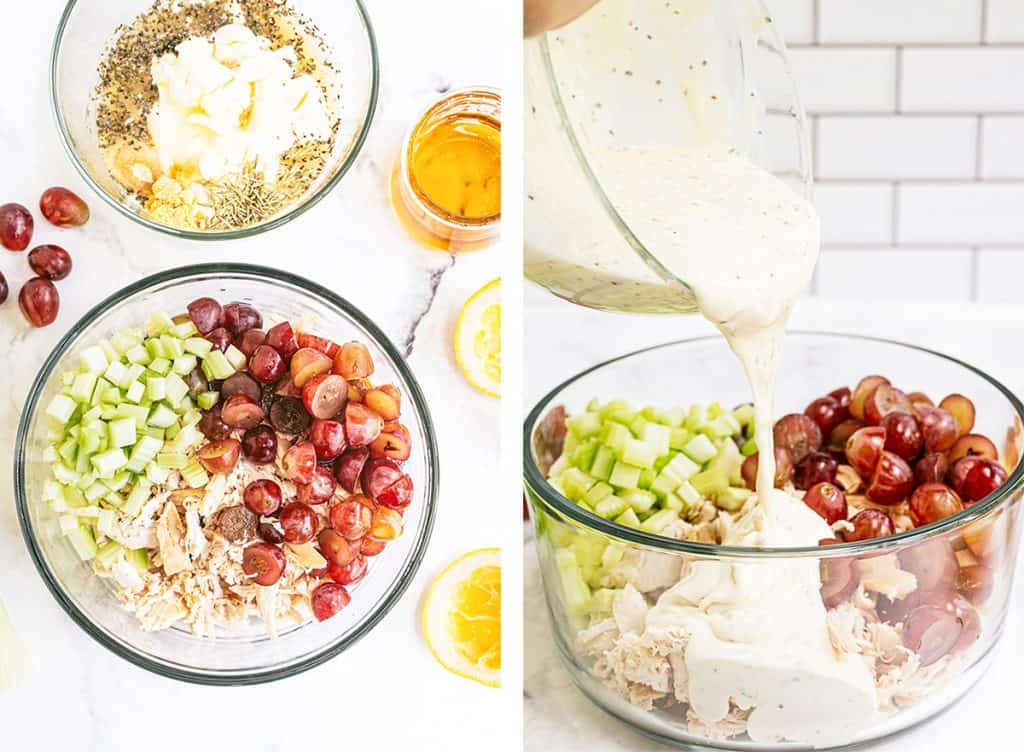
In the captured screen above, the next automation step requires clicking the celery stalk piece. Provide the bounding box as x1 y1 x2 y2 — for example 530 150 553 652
172 355 198 376
91 449 129 478
156 452 188 470
126 548 150 573
103 360 128 385
148 357 172 376
46 394 78 424
125 344 151 365
147 404 178 429
181 460 210 489
94 540 124 569
69 372 99 403
65 525 98 560
123 477 152 518
126 435 163 473
160 335 185 358
620 437 660 469
682 434 718 464
202 350 235 380
107 417 137 448
608 461 642 490
145 311 175 336
170 321 198 338
554 548 591 616
614 508 642 529
145 377 167 401
164 373 189 406
196 391 219 410
124 381 145 404
79 345 109 374
184 337 213 357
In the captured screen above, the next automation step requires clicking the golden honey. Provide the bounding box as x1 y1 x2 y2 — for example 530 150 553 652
391 88 501 252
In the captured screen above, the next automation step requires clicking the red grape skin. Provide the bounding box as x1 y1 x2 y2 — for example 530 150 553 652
244 479 283 516
0 203 33 250
828 387 852 420
241 425 278 464
0 271 7 304
804 482 847 525
279 502 318 544
222 302 262 336
773 414 823 464
961 459 1008 502
187 297 223 334
845 426 886 478
917 406 958 454
880 411 923 462
794 452 838 490
311 582 351 621
845 509 894 542
741 448 795 491
242 542 286 586
27 244 72 280
915 453 949 485
39 187 90 227
867 451 914 505
249 344 285 383
908 483 963 526
18 277 59 327
805 396 843 436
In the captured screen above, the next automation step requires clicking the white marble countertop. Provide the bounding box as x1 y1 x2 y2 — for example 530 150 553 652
524 285 1024 751
0 2 506 749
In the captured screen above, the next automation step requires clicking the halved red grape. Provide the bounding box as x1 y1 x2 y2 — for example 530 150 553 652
915 453 949 485
242 425 277 464
370 422 412 462
850 375 890 421
804 482 847 524
364 386 401 422
187 297 223 334
845 509 894 542
334 447 371 493
348 379 368 404
265 321 298 359
39 187 89 227
902 606 962 666
221 393 264 429
864 384 912 426
222 302 262 336
274 376 302 399
907 391 934 408
939 394 976 436
297 333 339 356
345 402 383 448
311 582 351 621
880 411 923 462
244 479 283 516
318 529 354 567
909 483 963 526
27 244 72 280
218 505 257 543
249 344 284 384
377 474 413 510
918 591 980 653
334 341 374 380
772 414 822 464
303 373 348 419
328 555 368 586
804 396 842 436
197 438 241 474
867 451 914 505
221 372 261 402
329 497 373 540
291 347 333 387
961 458 1008 502
948 433 998 464
268 396 311 435
236 328 267 357
311 418 347 460
258 520 285 544
828 387 852 420
279 502 317 543
282 440 316 484
827 418 865 460
845 426 886 478
0 203 33 250
899 539 958 591
371 507 403 539
242 542 286 585
361 537 387 557
361 457 405 502
206 327 232 352
298 465 336 505
19 278 59 327
794 452 838 490
819 541 859 607
917 406 958 454
957 565 993 606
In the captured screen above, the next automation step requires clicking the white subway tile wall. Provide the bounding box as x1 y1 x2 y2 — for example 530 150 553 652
767 0 1024 302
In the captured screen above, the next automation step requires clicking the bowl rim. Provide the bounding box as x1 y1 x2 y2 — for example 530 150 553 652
523 331 1024 559
14 262 440 684
49 0 380 241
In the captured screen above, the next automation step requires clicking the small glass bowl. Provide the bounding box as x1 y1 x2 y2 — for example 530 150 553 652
390 87 502 253
50 0 379 240
15 264 438 684
524 334 1024 750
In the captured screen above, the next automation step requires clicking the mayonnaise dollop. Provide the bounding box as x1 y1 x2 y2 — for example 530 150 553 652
148 24 331 185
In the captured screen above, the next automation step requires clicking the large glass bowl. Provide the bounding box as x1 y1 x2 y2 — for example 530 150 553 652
524 334 1024 750
15 264 438 684
50 0 379 240
524 0 810 313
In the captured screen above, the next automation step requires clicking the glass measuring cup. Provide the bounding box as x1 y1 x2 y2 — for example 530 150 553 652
524 0 812 314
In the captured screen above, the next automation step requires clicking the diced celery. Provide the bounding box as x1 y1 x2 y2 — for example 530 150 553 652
42 480 61 501
58 437 79 465
582 481 614 507
197 391 219 410
614 508 642 529
59 515 80 535
84 481 108 502
125 344 151 365
684 404 704 431
554 548 591 616
110 330 142 356
125 380 145 404
741 436 758 456
126 435 163 473
620 488 657 514
164 421 181 440
664 452 701 481
641 508 679 534
608 461 642 490
126 548 150 573
602 422 632 456
80 345 109 374
628 414 648 439
717 487 754 512
148 357 172 375
650 471 681 499
117 363 145 389
733 403 755 428
660 406 687 428
677 481 702 507
589 446 615 481
63 485 86 507
180 410 202 429
172 424 200 452
639 421 672 456
123 477 152 517
104 360 128 385
560 467 596 501
52 462 80 485
72 505 101 519
170 321 198 338
156 452 188 470
97 510 117 539
638 468 656 489
594 494 628 519
98 339 118 363
42 445 59 463
146 337 168 360
225 345 246 371
146 312 175 336
46 394 78 424
705 413 742 440
145 376 167 401
147 404 178 428
172 355 198 375
160 335 184 358
589 588 617 616
620 437 660 469
682 434 718 464
95 540 124 568
601 542 626 568
184 337 213 357
572 440 599 473
91 449 128 478
104 471 131 492
691 464 729 498
107 417 136 448
566 412 602 440
707 402 725 420
80 424 103 455
164 373 189 406
145 462 171 485
203 348 238 379
181 459 210 489
103 492 124 508
662 492 685 511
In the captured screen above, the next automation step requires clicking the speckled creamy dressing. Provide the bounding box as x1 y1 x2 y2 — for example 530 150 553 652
526 0 882 742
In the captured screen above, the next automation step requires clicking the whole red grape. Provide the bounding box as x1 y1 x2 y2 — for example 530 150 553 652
39 187 90 227
19 277 59 326
914 453 949 485
917 406 958 454
805 396 843 436
27 244 72 280
773 413 822 464
908 483 963 527
804 482 847 525
961 458 1008 502
794 451 838 490
845 426 886 478
0 203 33 250
880 411 923 462
845 509 894 542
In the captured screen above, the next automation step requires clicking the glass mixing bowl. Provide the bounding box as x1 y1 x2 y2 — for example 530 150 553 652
50 0 379 240
524 334 1024 750
15 264 438 684
524 0 811 313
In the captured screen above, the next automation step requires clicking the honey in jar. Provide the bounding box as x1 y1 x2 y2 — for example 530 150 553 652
391 87 501 252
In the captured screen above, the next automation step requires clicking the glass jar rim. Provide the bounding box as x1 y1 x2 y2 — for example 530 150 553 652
524 332 1024 559
398 85 502 230
14 262 440 684
49 0 380 241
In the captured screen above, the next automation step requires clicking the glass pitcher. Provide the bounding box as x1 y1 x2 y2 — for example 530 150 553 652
524 0 812 314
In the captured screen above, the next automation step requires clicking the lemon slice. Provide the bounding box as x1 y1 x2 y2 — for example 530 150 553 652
454 278 501 398
422 548 501 688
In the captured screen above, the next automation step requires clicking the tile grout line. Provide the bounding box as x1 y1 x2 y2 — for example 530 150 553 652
812 0 820 45
981 0 990 43
894 46 903 114
976 115 985 181
891 181 901 245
